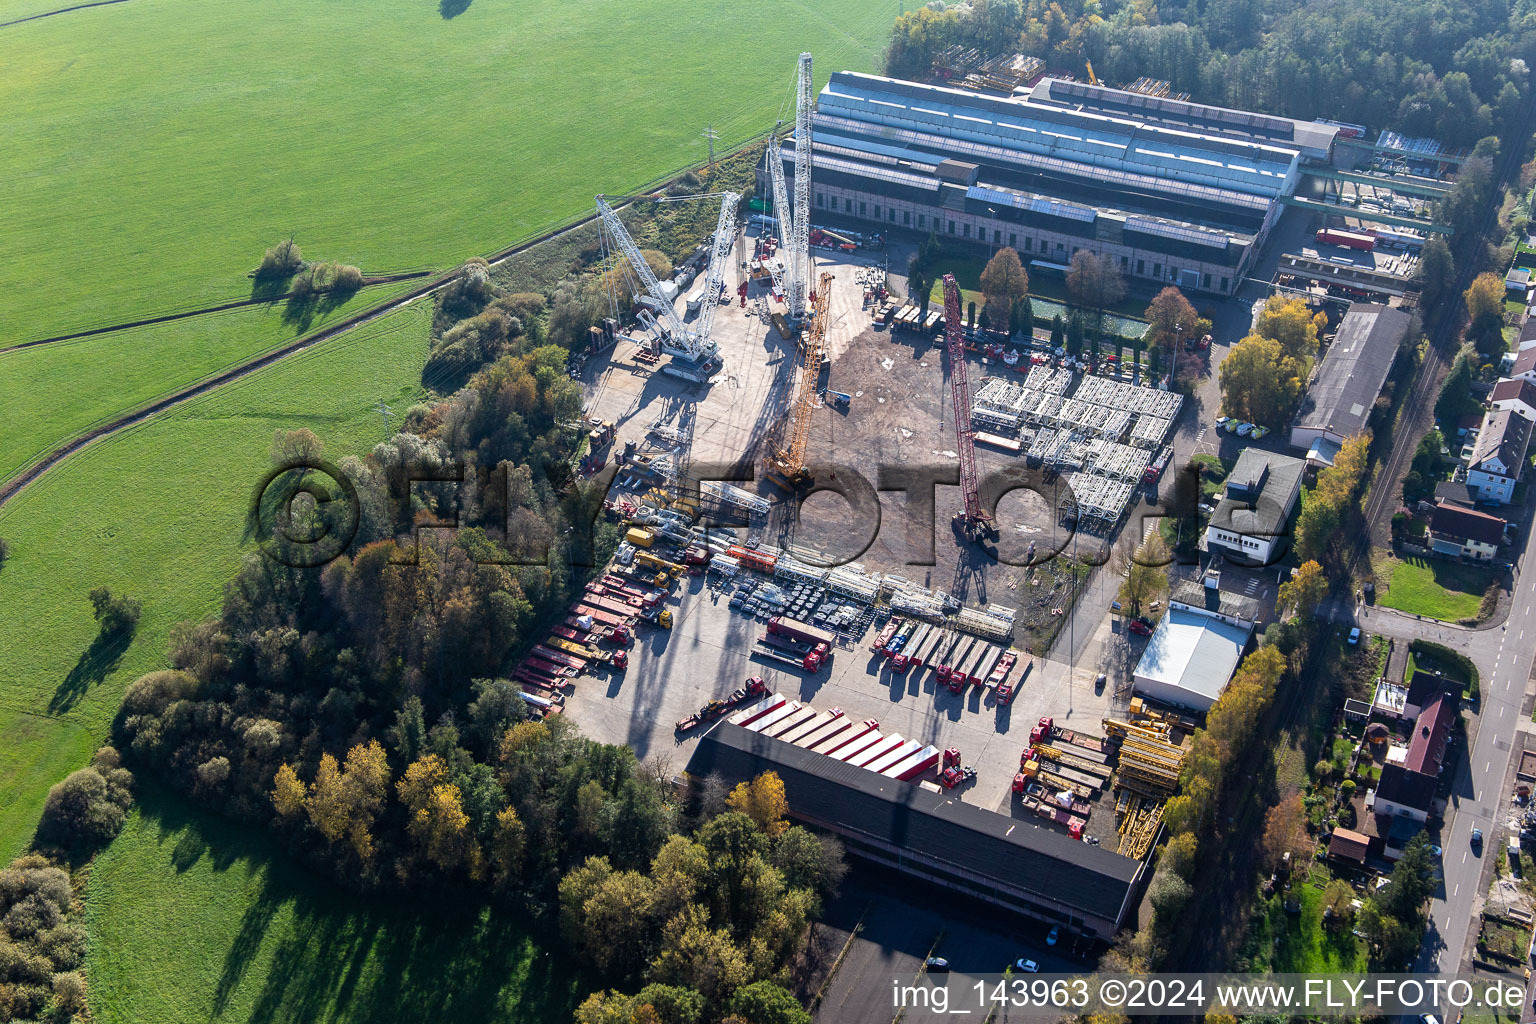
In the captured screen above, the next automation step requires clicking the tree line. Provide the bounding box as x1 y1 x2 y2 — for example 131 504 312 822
884 0 1534 151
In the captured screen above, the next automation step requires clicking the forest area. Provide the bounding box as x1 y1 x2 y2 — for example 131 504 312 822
884 0 1536 150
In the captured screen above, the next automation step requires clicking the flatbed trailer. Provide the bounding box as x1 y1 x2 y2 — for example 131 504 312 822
577 594 641 620
1055 728 1109 754
779 709 841 745
815 720 878 755
936 634 976 682
513 672 566 697
1036 766 1098 797
761 705 818 738
951 639 990 691
728 694 786 727
798 716 857 750
1033 744 1112 778
972 644 1004 688
571 603 633 628
532 645 588 670
882 744 942 781
827 730 885 762
846 734 905 768
546 636 601 661
746 700 804 735
522 662 576 684
865 740 922 774
870 618 902 652
753 639 819 672
912 627 947 669
551 625 599 645
889 623 929 670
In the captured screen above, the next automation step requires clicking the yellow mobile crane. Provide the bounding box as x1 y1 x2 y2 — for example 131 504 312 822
1085 61 1098 86
765 271 834 490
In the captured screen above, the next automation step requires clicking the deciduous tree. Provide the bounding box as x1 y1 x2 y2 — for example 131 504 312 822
979 247 1029 332
725 772 789 836
1260 793 1306 870
1218 335 1305 426
1277 560 1328 617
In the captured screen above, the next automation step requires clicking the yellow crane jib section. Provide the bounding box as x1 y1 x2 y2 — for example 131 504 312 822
767 271 834 484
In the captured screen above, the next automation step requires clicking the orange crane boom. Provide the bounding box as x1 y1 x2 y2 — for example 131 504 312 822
766 270 833 488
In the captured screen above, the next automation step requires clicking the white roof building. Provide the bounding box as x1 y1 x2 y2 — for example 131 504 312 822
1131 606 1253 713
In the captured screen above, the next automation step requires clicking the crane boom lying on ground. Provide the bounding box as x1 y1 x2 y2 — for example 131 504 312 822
765 270 833 489
943 273 993 539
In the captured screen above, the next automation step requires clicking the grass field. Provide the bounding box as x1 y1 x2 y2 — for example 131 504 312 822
0 283 413 482
1259 883 1368 973
3 0 895 341
87 789 581 1024
1378 554 1493 622
0 302 430 860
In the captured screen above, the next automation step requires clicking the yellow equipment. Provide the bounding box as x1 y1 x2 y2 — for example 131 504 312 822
625 527 654 548
635 551 683 575
658 609 673 629
1085 61 1098 86
765 271 833 489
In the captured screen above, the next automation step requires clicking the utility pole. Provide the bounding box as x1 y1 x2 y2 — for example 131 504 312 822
700 124 718 172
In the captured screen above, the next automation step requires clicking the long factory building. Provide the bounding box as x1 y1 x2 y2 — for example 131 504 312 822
781 72 1341 297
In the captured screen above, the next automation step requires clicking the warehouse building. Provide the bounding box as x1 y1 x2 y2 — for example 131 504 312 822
1131 605 1253 713
1290 303 1412 467
777 71 1338 297
686 724 1147 940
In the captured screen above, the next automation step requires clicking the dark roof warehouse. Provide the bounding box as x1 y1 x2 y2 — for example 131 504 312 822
687 724 1147 938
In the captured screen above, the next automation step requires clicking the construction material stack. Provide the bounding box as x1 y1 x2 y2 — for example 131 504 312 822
1102 717 1187 795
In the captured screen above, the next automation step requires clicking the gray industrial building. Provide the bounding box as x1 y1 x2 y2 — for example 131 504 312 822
686 724 1147 940
1290 302 1412 467
774 71 1340 297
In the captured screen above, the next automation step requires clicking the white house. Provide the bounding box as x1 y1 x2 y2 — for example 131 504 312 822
1201 449 1305 565
1466 408 1532 506
1490 377 1536 422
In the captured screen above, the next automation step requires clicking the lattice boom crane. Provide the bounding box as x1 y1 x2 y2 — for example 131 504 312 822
944 274 992 539
787 51 813 320
765 270 833 488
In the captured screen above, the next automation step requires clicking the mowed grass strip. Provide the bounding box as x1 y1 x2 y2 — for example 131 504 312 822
88 789 581 1024
0 283 413 482
2 0 893 340
0 302 430 860
1378 555 1492 622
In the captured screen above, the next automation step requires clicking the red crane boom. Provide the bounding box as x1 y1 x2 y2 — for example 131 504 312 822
943 274 990 537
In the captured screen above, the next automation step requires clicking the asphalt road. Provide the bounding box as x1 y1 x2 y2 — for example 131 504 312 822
1412 542 1536 974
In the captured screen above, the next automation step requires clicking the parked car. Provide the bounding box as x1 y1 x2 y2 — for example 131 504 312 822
1225 419 1238 432
925 957 950 971
1095 673 1107 692
1015 959 1040 973
1348 627 1361 645
1215 415 1229 426
1198 502 1216 516
1046 926 1060 946
1237 422 1253 437
1251 425 1270 439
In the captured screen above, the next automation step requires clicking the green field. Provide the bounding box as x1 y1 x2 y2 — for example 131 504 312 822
2 0 895 341
87 789 580 1024
1261 883 1368 973
0 284 411 481
1378 555 1493 622
0 302 430 860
